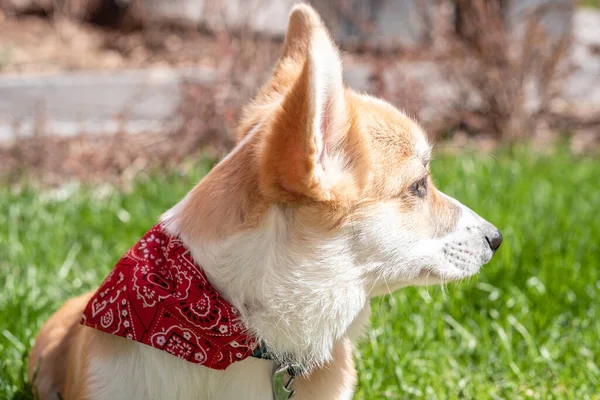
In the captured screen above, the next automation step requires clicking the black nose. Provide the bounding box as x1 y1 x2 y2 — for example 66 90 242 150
485 230 503 252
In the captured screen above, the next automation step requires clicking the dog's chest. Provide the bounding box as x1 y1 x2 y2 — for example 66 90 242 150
87 338 273 400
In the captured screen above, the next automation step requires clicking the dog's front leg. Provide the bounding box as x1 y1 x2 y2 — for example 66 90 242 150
292 338 357 400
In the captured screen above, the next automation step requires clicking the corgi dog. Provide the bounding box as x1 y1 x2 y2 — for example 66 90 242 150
28 4 502 399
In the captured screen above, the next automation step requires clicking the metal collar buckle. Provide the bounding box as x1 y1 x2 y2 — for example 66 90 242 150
271 364 302 400
252 342 306 399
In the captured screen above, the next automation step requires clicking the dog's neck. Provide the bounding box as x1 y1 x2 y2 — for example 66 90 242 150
161 151 369 368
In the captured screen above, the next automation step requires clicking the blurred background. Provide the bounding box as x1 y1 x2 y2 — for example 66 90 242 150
1 1 599 399
0 0 598 181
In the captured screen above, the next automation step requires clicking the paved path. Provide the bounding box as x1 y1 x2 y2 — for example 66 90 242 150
0 67 217 141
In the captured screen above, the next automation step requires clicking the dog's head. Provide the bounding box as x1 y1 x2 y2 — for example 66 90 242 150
167 4 501 363
249 4 501 288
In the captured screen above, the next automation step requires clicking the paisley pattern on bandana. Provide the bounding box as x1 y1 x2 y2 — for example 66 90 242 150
80 224 256 370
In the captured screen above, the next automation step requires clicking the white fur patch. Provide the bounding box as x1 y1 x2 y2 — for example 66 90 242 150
86 338 272 400
181 206 368 368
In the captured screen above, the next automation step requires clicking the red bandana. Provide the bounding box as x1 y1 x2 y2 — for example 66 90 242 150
80 224 257 370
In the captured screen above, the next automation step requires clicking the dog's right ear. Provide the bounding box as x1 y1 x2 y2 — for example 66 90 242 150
280 4 324 63
236 4 326 143
265 4 329 92
258 5 359 204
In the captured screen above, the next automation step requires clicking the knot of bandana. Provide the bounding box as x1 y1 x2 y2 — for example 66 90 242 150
80 224 256 370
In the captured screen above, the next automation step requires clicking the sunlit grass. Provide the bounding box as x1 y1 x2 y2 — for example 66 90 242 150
1 147 599 399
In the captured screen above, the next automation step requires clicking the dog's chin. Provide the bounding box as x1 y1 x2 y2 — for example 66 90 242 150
369 253 491 296
370 267 475 296
409 259 484 287
420 265 476 283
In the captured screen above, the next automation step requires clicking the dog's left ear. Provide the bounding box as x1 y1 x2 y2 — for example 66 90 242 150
259 6 357 203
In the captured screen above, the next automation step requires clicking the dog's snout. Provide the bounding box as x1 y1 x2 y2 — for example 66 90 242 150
485 229 503 252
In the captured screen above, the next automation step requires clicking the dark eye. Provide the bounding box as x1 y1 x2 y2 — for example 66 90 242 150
411 178 427 198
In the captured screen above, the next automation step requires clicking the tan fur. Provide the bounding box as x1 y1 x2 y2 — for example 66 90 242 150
293 338 356 399
176 131 267 241
29 293 93 400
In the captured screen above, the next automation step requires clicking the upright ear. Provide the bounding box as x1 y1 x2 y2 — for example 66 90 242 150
259 4 356 203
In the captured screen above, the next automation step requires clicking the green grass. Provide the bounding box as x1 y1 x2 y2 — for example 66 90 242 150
582 0 600 8
2 147 599 399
